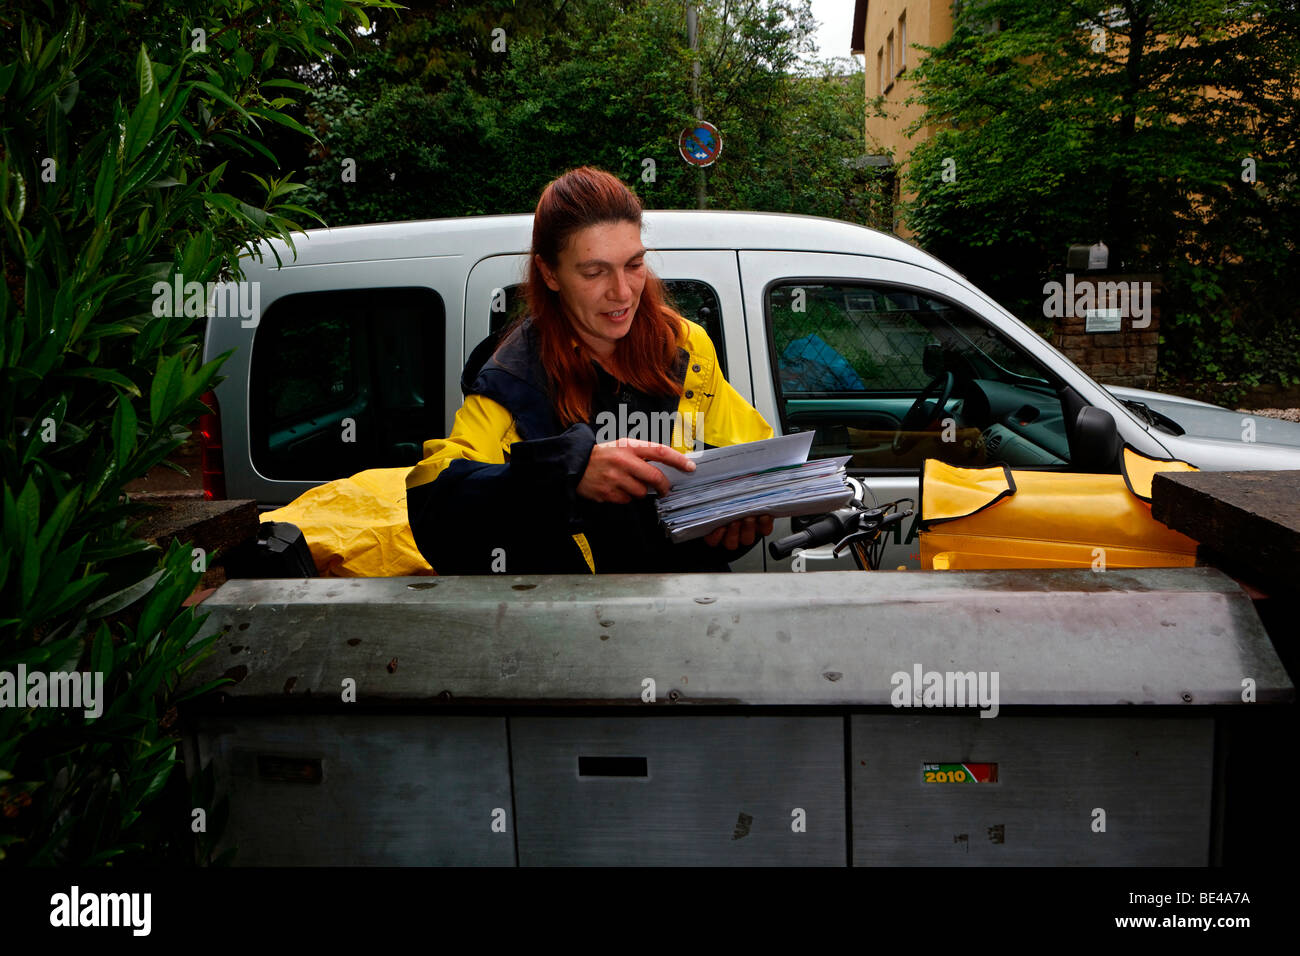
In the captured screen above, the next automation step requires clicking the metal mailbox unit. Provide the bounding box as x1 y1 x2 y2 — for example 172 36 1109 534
852 716 1213 865
181 568 1292 866
199 715 515 866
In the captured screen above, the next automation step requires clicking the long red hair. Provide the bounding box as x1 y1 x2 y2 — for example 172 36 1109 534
515 166 684 427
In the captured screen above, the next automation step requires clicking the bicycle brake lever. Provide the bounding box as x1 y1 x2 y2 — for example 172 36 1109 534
832 518 882 558
877 509 915 530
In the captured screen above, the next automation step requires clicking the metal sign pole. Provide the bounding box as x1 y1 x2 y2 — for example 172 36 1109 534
687 4 706 208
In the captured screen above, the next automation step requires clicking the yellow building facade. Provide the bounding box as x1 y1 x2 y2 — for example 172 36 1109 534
852 0 954 232
853 0 953 164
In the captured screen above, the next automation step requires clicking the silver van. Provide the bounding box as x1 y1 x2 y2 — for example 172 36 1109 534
201 210 1300 570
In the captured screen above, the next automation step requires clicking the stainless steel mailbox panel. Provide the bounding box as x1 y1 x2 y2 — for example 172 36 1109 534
194 569 1292 708
851 716 1214 865
197 716 514 866
511 716 845 866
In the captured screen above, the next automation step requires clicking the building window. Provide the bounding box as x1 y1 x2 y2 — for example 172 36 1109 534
898 11 907 73
877 46 886 94
886 30 894 83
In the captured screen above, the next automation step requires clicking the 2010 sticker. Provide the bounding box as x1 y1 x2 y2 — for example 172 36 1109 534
922 762 998 784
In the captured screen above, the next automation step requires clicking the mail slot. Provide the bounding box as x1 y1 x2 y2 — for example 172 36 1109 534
197 715 514 866
851 716 1214 865
511 716 845 866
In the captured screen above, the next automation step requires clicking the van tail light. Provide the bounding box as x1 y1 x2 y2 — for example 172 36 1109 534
198 390 227 500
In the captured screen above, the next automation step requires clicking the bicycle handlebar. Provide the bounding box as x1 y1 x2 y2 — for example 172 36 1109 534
767 499 915 566
768 508 857 560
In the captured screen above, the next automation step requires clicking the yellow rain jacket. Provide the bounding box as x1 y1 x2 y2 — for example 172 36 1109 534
401 315 773 575
918 446 1201 570
261 466 435 577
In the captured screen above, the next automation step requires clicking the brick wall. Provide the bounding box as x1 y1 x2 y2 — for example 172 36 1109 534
1237 383 1300 408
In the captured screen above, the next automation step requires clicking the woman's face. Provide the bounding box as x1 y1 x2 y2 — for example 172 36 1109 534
536 220 646 359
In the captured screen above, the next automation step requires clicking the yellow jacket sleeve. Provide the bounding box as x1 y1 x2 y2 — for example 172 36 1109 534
679 319 774 449
406 393 519 489
406 393 599 574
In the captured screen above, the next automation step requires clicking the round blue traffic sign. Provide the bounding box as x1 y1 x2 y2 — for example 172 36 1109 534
679 121 723 167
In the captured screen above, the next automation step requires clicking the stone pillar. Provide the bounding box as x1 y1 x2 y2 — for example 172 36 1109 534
1051 273 1161 388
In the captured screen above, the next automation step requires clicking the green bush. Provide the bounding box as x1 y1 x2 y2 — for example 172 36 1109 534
0 0 395 865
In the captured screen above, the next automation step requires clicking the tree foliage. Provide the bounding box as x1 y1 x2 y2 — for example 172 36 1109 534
902 0 1300 389
0 0 395 865
293 0 888 226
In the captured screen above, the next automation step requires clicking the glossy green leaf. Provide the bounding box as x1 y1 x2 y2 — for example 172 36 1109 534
149 352 183 425
112 394 137 470
85 569 164 619
62 367 141 396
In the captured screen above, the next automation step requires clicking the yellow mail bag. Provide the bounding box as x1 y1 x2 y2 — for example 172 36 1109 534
919 448 1200 570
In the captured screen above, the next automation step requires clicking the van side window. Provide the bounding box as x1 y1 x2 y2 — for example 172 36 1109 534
767 282 1071 472
250 288 445 480
493 280 727 377
663 280 726 378
491 286 530 336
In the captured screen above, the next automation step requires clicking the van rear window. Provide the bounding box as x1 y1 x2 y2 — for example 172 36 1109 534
249 288 445 481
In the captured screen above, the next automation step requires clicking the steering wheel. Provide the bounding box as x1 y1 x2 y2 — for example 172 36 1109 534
892 371 955 456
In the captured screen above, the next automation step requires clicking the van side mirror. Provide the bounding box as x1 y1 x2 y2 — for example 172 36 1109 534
1073 406 1121 472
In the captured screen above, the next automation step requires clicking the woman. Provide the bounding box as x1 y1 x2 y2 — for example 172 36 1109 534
406 166 775 574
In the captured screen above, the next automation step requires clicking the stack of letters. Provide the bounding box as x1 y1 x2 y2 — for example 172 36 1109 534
650 431 852 543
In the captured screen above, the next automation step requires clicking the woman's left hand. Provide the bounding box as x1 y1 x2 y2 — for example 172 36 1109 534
703 514 774 549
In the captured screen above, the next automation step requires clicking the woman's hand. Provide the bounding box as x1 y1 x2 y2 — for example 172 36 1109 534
577 439 696 504
703 515 774 549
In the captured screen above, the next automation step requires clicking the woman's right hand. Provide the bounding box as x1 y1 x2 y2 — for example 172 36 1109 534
577 439 696 504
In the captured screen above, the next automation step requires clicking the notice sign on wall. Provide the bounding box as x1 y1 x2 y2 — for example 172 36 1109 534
1085 308 1123 332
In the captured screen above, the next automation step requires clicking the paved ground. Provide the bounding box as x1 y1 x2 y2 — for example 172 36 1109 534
1241 407 1300 423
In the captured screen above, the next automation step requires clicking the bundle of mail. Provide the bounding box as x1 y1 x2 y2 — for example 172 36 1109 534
650 431 853 543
